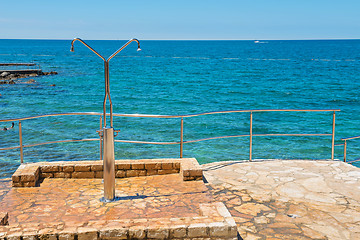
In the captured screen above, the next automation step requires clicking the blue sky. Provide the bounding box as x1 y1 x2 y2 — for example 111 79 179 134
1 0 359 40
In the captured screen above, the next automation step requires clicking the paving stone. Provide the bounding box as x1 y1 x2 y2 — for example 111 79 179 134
11 175 20 183
99 227 127 239
146 170 159 176
21 235 36 240
54 172 66 178
74 165 91 172
41 165 59 173
188 223 208 238
95 171 103 178
161 162 173 170
129 226 146 239
145 163 161 170
62 166 74 172
209 222 229 237
6 232 22 240
132 163 145 170
77 227 98 240
72 171 94 178
58 231 76 240
301 226 326 239
158 169 178 175
115 170 125 178
126 170 138 177
41 172 54 178
116 163 131 170
147 226 169 239
169 225 187 238
91 165 103 171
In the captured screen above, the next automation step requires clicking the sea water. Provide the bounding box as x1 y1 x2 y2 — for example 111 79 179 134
1 39 360 178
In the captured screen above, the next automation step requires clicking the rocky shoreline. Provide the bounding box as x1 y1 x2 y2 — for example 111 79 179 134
0 71 58 84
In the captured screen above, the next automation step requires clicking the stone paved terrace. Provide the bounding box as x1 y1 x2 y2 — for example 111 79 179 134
203 160 360 240
0 159 236 240
1 159 360 239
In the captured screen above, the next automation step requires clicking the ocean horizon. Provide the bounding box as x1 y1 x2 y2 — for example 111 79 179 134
1 39 360 178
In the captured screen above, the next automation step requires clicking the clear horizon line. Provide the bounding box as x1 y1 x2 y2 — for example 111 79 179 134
0 38 360 41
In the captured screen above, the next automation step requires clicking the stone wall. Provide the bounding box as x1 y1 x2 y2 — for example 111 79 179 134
12 158 203 187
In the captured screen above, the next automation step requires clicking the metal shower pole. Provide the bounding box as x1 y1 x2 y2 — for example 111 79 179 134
70 38 141 202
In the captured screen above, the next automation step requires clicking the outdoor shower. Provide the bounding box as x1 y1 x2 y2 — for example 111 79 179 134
70 38 141 202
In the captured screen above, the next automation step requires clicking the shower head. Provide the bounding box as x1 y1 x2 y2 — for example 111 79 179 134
70 38 78 52
136 40 141 52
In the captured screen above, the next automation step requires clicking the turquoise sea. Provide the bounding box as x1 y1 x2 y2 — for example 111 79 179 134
1 39 360 178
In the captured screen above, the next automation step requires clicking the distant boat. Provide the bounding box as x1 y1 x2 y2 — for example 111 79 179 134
254 40 268 44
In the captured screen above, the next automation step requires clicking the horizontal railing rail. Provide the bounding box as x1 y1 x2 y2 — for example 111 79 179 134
0 109 340 122
340 135 360 163
0 109 340 163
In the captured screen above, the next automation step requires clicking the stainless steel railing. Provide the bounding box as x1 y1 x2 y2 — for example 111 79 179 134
0 109 340 163
335 135 360 163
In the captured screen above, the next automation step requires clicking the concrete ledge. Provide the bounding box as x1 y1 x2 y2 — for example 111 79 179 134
12 164 40 187
12 158 203 187
0 202 236 239
180 158 203 181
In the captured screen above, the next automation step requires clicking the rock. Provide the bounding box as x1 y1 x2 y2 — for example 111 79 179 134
43 71 58 75
26 79 36 84
0 72 10 77
1 80 16 84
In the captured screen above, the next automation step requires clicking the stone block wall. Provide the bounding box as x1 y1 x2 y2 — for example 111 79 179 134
12 164 40 187
12 158 203 187
180 158 203 181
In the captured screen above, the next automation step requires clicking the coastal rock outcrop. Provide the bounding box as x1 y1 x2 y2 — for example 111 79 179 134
0 72 10 77
0 71 58 84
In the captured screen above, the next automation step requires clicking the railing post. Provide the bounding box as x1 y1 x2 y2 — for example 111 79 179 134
100 116 103 161
180 117 184 158
249 112 253 162
19 120 23 163
331 111 335 161
343 140 347 162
